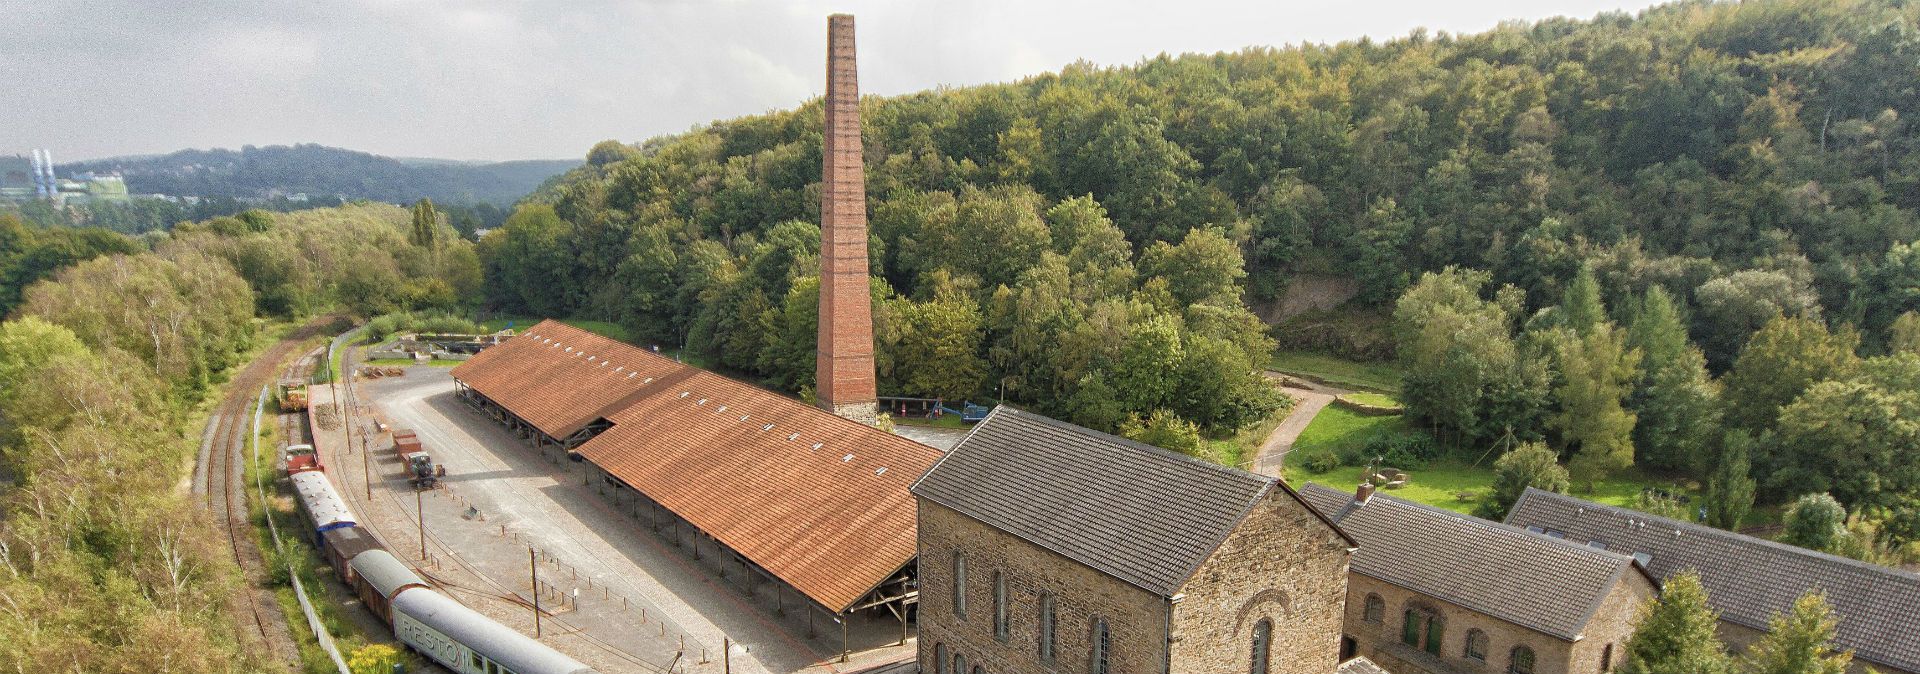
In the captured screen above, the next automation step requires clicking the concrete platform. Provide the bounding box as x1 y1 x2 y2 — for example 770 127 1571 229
321 365 917 673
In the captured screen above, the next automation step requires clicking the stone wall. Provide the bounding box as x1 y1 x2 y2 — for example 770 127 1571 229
1342 573 1594 674
1171 488 1352 674
1566 573 1655 674
917 499 1168 674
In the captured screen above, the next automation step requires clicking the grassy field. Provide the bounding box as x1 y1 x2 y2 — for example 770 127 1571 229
1340 392 1401 408
1291 405 1413 457
1269 350 1403 393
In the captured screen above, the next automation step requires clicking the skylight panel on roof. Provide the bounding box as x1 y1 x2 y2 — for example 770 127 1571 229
680 391 690 398
643 377 654 384
787 432 800 441
696 398 708 405
875 467 888 476
717 405 727 413
628 372 638 378
763 424 775 431
842 454 854 462
739 414 750 422
811 442 823 451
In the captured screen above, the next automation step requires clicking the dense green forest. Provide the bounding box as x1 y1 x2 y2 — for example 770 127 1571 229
61 144 578 206
481 0 1918 449
0 204 475 670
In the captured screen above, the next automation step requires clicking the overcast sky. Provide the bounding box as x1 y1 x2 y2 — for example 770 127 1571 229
3 0 1667 163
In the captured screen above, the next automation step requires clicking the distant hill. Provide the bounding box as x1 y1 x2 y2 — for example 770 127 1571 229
59 144 578 205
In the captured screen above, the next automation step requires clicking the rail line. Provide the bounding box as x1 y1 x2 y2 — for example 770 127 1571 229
193 315 341 670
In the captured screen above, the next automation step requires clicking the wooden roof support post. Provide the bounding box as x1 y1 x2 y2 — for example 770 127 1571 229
840 612 848 663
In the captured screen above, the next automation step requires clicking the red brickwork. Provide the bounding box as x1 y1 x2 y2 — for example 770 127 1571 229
817 13 878 422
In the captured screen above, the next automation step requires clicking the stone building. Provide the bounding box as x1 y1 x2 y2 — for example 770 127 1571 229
1507 488 1920 674
1299 484 1657 674
910 407 1357 674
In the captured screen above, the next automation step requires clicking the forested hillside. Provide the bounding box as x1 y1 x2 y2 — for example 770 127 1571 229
0 204 476 670
61 144 577 206
482 0 1919 448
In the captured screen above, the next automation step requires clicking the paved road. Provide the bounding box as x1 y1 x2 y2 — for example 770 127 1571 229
1249 373 1350 478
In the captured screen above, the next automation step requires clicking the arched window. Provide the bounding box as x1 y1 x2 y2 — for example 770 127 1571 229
971 668 983 674
1249 618 1273 674
934 643 949 674
1464 629 1488 662
993 571 1009 640
952 551 968 619
1363 594 1385 623
1510 645 1536 674
1402 604 1444 655
1037 592 1057 661
1090 617 1111 674
953 653 967 674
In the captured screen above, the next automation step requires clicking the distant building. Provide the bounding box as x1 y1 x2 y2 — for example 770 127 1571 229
911 407 1356 674
1301 484 1655 674
1507 488 1920 674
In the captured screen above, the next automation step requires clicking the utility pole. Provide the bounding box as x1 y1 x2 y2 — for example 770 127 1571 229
362 428 371 500
530 547 542 637
416 487 426 560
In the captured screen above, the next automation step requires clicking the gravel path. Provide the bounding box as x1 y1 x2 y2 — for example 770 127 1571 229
1249 373 1350 478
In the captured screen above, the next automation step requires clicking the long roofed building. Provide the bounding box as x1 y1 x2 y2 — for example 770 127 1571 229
1507 488 1920 674
451 319 941 630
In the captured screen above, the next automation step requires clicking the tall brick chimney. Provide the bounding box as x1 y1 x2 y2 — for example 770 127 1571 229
816 14 878 425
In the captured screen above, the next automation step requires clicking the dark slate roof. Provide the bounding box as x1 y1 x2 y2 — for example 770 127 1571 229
1299 483 1651 641
910 407 1351 598
1506 488 1920 673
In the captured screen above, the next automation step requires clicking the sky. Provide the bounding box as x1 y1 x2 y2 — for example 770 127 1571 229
3 0 1668 163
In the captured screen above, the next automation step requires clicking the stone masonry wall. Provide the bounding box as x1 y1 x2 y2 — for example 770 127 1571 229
1170 488 1353 674
1565 572 1656 674
917 499 1168 674
1343 573 1581 674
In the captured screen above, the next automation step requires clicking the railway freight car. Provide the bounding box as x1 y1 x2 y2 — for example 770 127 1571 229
347 549 426 624
391 585 601 674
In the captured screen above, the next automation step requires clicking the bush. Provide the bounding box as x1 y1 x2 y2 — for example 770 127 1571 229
1364 431 1439 469
1476 442 1570 520
1298 449 1342 473
1782 493 1848 553
366 310 484 342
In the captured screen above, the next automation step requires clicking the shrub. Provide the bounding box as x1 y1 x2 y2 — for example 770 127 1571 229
1782 493 1849 553
1365 431 1438 469
1298 449 1341 474
1476 442 1570 520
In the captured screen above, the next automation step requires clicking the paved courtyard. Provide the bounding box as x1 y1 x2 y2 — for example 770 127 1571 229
324 365 919 673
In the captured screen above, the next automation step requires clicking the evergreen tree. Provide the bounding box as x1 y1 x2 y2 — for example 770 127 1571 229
409 198 440 249
1705 433 1757 530
1621 572 1731 674
1737 592 1854 674
1553 324 1641 488
1627 286 1722 473
1890 311 1920 355
1561 266 1606 336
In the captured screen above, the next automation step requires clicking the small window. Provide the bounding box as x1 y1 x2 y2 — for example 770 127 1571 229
1465 629 1488 661
1250 618 1273 674
1511 645 1537 674
993 571 1009 640
934 643 949 674
1091 617 1111 674
953 654 967 674
1589 540 1609 551
1363 594 1385 623
1525 525 1545 534
471 652 483 670
1038 592 1057 661
971 668 982 674
952 552 968 619
1602 643 1614 671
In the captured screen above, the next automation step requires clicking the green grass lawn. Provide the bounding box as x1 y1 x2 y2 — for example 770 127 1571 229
1340 392 1401 408
1269 350 1403 393
1291 405 1412 457
894 414 970 429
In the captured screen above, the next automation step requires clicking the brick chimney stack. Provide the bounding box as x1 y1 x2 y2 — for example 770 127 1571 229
816 14 878 424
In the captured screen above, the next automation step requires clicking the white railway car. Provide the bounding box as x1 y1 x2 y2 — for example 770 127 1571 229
289 470 356 533
391 586 600 674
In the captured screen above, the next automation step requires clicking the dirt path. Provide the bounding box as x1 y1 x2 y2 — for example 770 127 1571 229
1248 372 1350 478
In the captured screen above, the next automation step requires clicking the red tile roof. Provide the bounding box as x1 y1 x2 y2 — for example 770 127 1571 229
451 320 940 613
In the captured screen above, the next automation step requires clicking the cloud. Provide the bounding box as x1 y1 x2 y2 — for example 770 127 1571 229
0 0 1658 161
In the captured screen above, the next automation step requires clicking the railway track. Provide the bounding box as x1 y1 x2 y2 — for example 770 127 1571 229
193 315 341 671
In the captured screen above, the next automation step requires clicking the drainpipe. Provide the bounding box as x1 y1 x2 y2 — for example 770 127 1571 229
1165 592 1184 674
